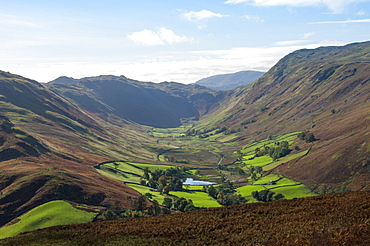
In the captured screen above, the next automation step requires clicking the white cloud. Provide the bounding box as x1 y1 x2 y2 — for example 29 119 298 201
127 28 193 46
183 10 226 21
224 0 370 14
357 10 366 16
302 32 314 39
273 40 309 46
9 41 344 84
243 15 264 24
312 18 370 24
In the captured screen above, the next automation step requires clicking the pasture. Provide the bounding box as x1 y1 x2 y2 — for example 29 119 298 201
0 200 98 239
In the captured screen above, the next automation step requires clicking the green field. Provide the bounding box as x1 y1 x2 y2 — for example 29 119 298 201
241 131 299 155
126 183 220 208
0 200 98 239
270 185 316 199
252 174 281 184
95 162 179 184
236 185 266 197
242 155 273 167
126 183 166 204
129 162 177 171
170 190 221 208
236 173 315 202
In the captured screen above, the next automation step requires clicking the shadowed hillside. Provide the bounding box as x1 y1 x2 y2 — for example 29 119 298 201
1 191 369 245
47 76 225 128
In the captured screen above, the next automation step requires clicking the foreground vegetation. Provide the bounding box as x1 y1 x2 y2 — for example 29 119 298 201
1 191 369 245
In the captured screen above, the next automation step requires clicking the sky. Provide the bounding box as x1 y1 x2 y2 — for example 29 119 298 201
1 0 370 84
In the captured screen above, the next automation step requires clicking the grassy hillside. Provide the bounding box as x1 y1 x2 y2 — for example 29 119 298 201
0 200 99 239
190 41 370 193
1 191 369 245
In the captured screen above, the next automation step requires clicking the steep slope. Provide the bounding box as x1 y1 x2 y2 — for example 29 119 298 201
0 71 166 227
47 76 224 128
197 41 370 192
195 70 264 90
1 191 369 245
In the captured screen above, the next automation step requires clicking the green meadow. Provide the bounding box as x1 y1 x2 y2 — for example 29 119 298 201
241 131 300 155
242 155 273 167
170 190 221 208
236 174 315 202
0 200 98 239
96 161 221 208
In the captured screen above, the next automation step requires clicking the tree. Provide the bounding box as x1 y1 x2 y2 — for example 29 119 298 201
255 147 261 157
162 197 173 208
158 176 167 187
148 200 161 216
144 193 153 199
184 203 196 212
142 168 150 180
298 131 316 143
102 210 118 220
207 186 217 199
163 185 171 195
252 189 285 202
134 195 146 211
217 191 225 205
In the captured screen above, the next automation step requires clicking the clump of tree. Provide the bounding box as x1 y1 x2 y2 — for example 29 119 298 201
141 167 189 194
249 166 263 181
217 165 245 176
254 141 291 160
204 180 247 206
298 131 316 143
101 196 171 221
173 198 197 212
252 189 285 202
161 197 201 212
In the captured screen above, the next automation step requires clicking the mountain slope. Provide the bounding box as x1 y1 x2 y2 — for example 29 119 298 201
196 41 370 192
0 71 167 227
47 76 225 128
195 70 264 90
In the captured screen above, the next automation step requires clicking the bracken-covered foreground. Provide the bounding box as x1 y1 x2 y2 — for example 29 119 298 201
1 191 370 245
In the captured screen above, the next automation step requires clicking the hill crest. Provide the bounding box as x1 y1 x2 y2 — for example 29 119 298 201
195 70 264 90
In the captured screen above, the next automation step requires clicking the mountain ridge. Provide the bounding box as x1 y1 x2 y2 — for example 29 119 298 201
195 70 264 90
47 76 226 128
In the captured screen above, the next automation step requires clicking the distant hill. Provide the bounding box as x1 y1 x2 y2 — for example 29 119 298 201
47 76 225 128
49 76 78 85
195 70 264 90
